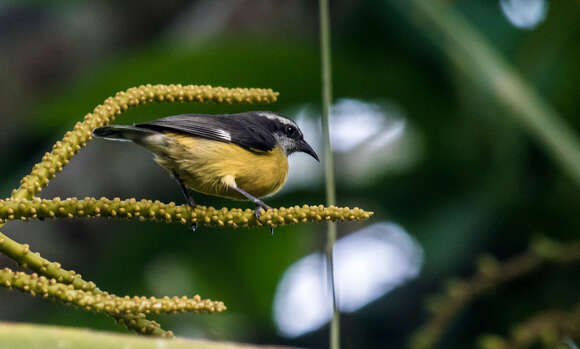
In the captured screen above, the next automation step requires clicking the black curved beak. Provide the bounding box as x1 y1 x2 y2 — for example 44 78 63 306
298 140 320 162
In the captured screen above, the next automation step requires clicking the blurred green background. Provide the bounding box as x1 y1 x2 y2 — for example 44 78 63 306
1 0 579 348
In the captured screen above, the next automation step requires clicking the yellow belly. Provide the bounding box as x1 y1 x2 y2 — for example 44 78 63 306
152 133 289 200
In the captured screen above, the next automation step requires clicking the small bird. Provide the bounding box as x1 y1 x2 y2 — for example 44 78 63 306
93 111 319 228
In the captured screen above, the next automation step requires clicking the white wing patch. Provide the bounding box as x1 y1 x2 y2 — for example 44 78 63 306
257 112 296 126
215 129 232 141
144 133 170 146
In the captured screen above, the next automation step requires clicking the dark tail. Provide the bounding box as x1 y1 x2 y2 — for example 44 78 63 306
93 125 157 142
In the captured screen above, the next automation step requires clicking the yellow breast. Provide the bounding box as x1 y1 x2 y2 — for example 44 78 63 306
156 133 289 200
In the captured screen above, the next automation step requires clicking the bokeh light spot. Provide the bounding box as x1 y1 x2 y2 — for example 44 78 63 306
500 0 548 29
273 222 423 338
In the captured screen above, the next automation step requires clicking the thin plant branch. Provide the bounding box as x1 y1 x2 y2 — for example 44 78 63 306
318 0 340 348
410 237 580 349
478 301 580 349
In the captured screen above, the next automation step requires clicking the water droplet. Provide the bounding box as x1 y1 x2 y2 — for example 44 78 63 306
190 223 197 232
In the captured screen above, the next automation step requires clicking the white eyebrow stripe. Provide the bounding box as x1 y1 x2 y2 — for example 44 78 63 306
215 129 232 141
257 112 296 126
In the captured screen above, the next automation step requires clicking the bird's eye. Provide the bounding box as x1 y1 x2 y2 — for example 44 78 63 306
286 125 299 138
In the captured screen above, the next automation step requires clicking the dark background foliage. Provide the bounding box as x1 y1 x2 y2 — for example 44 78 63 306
0 1 578 348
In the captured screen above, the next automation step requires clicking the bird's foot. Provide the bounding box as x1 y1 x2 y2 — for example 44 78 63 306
254 203 274 235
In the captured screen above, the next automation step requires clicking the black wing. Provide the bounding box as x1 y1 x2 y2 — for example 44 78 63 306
135 113 278 152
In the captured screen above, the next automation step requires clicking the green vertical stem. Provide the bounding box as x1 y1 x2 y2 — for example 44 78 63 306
319 0 339 349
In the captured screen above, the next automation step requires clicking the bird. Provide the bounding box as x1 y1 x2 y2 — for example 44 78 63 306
92 111 319 230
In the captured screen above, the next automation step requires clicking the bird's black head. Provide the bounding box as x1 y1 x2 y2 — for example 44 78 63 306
253 111 319 161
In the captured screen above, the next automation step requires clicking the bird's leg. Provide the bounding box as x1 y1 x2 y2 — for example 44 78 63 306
173 172 197 231
221 175 273 234
232 186 272 218
177 178 196 208
231 186 274 234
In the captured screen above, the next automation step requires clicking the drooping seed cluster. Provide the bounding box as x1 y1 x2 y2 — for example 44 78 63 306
0 197 373 228
0 229 172 337
0 268 225 315
11 84 279 200
0 233 95 289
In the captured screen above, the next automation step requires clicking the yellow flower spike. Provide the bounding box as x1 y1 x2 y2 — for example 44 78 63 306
0 268 224 317
0 198 371 228
11 84 279 201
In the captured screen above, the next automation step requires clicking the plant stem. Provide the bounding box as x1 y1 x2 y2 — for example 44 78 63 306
319 0 339 348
